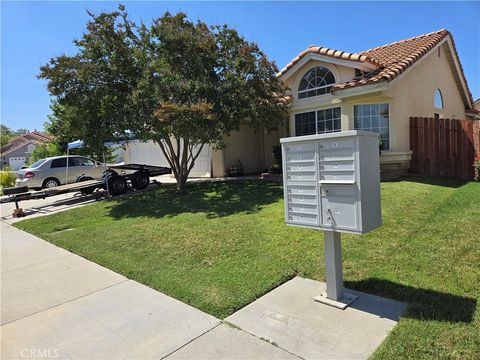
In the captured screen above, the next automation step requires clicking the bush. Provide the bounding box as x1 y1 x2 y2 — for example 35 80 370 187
0 167 17 191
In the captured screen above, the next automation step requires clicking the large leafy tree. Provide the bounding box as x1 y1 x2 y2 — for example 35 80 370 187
39 5 287 189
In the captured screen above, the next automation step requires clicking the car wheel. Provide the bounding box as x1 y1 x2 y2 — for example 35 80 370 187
131 171 149 190
42 178 60 189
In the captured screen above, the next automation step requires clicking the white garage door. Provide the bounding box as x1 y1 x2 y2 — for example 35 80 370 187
125 141 212 177
9 157 26 170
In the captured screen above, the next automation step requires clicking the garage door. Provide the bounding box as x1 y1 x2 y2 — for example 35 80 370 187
9 157 26 170
125 141 212 177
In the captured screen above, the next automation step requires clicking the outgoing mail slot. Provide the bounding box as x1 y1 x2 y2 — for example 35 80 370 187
288 203 317 214
288 194 317 205
288 213 318 225
319 160 355 171
285 142 315 153
286 151 315 163
320 185 356 197
287 185 317 195
318 138 354 150
319 150 354 162
287 171 316 182
319 171 355 182
321 195 357 229
286 162 315 172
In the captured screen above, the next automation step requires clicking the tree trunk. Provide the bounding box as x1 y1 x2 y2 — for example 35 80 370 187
155 137 205 191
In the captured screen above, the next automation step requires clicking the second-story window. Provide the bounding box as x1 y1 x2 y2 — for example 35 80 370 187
298 66 335 99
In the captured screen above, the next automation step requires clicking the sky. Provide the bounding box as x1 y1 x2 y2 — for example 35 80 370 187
1 1 479 131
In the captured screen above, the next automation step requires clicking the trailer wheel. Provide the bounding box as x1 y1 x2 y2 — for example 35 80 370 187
108 175 128 195
131 171 149 190
76 176 96 195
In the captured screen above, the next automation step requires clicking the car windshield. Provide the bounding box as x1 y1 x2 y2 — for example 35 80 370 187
29 159 46 168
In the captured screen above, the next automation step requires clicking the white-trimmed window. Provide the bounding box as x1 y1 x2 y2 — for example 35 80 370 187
354 104 390 150
295 107 341 136
434 88 444 109
298 66 335 99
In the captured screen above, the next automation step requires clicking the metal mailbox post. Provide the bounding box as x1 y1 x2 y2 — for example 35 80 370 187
280 130 382 309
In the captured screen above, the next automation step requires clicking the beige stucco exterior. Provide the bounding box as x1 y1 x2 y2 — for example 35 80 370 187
277 39 471 174
211 125 281 176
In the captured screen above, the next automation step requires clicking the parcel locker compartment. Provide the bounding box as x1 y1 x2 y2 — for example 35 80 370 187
287 212 318 226
286 151 316 163
287 184 317 195
320 185 356 197
318 138 355 151
319 150 355 161
319 160 355 171
287 194 317 205
286 171 316 182
284 142 315 153
286 161 315 172
319 171 355 182
287 203 317 214
321 195 357 229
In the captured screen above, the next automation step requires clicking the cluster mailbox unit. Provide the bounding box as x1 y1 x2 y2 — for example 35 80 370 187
281 130 382 309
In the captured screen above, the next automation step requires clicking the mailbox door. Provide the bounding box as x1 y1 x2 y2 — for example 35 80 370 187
283 143 319 227
320 186 359 230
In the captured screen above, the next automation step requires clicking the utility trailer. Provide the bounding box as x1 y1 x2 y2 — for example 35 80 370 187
1 163 171 217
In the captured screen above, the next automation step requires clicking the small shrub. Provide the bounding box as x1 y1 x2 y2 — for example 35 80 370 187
0 167 17 191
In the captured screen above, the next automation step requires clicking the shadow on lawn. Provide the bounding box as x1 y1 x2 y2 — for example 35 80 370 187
108 180 283 219
345 278 477 323
386 174 468 188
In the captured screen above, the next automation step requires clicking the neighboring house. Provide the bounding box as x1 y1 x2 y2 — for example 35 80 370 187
474 98 480 111
1 131 53 170
276 29 477 176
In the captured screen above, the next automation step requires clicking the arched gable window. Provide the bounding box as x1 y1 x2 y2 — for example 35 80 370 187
298 66 335 99
434 88 444 109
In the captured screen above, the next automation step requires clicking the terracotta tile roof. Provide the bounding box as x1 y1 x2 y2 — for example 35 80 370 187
279 29 474 109
334 29 450 90
277 46 381 77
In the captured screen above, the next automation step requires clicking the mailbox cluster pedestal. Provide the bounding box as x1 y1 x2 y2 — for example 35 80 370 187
280 131 382 310
314 231 358 309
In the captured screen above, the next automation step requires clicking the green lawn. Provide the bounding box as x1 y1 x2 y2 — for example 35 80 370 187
15 177 480 359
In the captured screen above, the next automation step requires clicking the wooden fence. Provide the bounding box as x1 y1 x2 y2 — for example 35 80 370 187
409 117 480 180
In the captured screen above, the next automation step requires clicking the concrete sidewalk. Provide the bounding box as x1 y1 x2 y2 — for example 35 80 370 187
0 223 298 360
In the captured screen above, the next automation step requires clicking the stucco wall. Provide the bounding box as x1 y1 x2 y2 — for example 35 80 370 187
383 42 466 150
219 125 280 175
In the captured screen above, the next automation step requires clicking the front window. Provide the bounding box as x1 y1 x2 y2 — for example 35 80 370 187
298 66 335 99
354 104 390 150
295 107 342 136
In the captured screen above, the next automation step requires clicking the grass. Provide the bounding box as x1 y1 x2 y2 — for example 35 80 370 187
15 176 480 359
